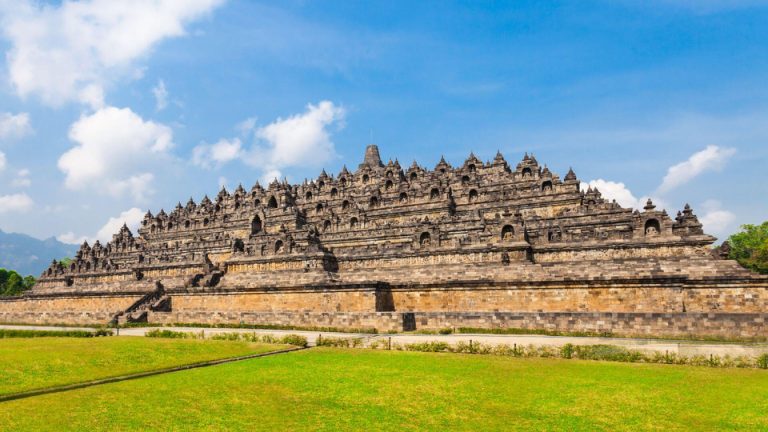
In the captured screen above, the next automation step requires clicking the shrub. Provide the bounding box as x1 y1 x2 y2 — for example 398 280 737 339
316 336 363 348
0 329 108 338
279 334 308 347
561 343 574 359
145 329 191 339
574 344 646 362
404 341 450 352
757 354 768 369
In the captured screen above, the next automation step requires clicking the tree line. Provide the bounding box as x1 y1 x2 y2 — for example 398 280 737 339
0 269 35 297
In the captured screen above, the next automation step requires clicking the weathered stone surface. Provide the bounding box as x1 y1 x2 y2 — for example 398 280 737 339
1 146 766 335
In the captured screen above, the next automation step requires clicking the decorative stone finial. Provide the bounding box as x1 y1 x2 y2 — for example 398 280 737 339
362 144 384 168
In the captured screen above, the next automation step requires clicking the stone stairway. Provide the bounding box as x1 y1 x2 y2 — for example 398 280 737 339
112 282 170 325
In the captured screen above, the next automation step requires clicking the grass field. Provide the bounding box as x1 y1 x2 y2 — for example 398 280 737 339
0 337 283 396
1 347 767 431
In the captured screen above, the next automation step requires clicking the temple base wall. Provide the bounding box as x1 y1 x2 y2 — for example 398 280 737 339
0 295 142 325
147 310 768 339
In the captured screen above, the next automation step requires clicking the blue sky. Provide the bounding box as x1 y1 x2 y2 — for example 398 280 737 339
0 0 766 243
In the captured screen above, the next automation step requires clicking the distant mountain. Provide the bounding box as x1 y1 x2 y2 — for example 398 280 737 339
0 229 78 277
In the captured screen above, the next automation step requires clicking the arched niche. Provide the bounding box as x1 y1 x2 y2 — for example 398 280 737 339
410 172 417 181
430 188 440 200
644 219 661 237
251 215 262 235
323 220 332 232
542 180 553 192
501 225 514 241
350 217 358 228
468 189 478 203
399 192 408 203
522 167 532 178
370 196 379 208
274 240 284 254
419 232 431 247
267 196 278 208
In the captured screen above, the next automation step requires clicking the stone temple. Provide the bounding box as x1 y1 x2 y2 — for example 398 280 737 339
2 145 766 337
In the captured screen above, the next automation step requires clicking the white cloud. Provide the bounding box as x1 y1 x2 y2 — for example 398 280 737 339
0 0 224 107
248 100 345 174
237 117 257 136
0 112 32 139
58 207 144 244
699 199 737 238
581 179 645 209
58 106 172 201
11 168 31 187
0 193 33 213
657 145 736 193
192 138 243 169
0 151 5 172
152 79 168 111
192 101 344 180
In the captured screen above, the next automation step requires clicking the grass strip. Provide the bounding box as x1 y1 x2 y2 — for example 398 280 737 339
0 346 304 403
0 328 111 338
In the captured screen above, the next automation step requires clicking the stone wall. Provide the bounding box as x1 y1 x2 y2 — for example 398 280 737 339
0 295 142 325
147 309 768 339
168 288 377 313
385 283 768 314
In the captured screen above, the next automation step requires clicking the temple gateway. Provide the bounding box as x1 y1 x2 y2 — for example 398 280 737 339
2 145 766 337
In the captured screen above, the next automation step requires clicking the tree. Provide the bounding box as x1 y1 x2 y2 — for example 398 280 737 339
0 268 35 296
727 222 768 274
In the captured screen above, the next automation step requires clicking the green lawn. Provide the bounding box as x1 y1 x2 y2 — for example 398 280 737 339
0 337 283 396
1 347 767 431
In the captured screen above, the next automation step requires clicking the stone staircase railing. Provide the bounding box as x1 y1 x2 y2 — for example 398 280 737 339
111 282 169 325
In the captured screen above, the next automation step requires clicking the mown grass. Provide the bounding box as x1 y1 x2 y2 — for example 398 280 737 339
1 347 767 431
0 337 284 396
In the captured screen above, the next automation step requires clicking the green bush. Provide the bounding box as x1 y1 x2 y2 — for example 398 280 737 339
145 329 192 339
279 334 308 347
561 343 574 359
403 341 450 352
0 329 109 338
316 336 363 348
757 354 768 369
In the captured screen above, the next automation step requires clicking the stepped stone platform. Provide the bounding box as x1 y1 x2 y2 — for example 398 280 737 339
2 145 766 338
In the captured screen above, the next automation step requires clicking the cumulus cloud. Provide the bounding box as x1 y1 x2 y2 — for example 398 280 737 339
581 179 647 209
58 207 144 244
657 145 736 193
0 151 5 172
0 112 32 140
699 199 736 238
237 117 257 136
11 168 31 187
58 106 172 201
0 193 33 213
192 101 345 181
192 138 243 169
152 80 168 111
0 0 224 107
252 101 344 170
